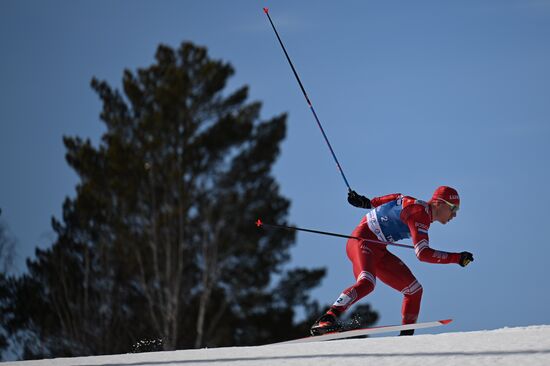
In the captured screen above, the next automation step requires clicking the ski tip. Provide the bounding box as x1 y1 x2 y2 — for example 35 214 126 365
440 319 453 325
256 219 263 227
263 7 269 14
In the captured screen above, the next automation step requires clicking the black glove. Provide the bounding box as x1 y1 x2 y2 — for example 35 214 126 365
459 251 474 267
347 190 372 209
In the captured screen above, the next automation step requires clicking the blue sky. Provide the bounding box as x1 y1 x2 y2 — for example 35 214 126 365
1 0 549 336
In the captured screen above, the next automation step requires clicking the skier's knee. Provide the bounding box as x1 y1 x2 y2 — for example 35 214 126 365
401 280 422 299
356 271 376 295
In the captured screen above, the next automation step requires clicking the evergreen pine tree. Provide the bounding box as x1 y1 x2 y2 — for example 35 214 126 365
7 42 337 358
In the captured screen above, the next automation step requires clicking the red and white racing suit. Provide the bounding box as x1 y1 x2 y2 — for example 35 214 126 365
332 193 461 324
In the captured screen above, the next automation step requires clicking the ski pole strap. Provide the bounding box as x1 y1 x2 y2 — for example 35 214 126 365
256 219 414 250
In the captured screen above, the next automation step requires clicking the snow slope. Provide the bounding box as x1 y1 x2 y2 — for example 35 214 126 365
4 325 550 366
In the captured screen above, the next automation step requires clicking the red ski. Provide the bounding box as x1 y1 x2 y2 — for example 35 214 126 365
274 319 453 344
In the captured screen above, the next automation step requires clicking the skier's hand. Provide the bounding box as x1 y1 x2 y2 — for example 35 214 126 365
347 190 372 209
458 251 474 267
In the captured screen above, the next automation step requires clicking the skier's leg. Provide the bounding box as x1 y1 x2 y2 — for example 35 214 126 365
311 224 379 335
376 251 423 325
329 222 384 315
329 238 377 314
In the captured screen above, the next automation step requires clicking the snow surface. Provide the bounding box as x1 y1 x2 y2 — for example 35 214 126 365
4 325 550 366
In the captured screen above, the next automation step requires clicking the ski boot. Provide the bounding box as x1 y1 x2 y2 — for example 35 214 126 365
310 309 340 336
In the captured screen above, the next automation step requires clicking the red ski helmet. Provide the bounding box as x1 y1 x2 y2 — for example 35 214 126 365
430 186 460 206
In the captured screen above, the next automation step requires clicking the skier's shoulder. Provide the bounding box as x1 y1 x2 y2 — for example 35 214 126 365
401 196 430 222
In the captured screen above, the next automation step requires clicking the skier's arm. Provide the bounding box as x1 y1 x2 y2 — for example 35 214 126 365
404 207 461 264
347 192 402 209
370 193 401 208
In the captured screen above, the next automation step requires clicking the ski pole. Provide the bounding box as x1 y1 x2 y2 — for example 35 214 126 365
263 7 352 192
256 219 414 250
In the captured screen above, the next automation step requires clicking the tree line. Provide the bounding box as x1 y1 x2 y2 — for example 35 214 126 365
0 42 377 360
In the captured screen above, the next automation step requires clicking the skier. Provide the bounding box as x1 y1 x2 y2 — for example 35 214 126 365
310 186 474 336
